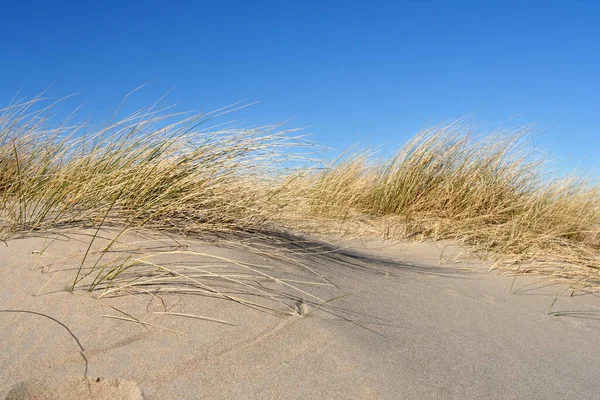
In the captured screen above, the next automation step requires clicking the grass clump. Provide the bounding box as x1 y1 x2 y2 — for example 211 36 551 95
0 96 302 239
0 95 329 313
1 93 599 290
296 122 600 281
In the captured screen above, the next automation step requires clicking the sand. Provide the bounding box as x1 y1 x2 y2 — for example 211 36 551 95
1 227 599 399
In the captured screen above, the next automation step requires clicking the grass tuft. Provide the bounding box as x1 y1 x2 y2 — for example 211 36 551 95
288 121 600 282
1 95 599 294
0 96 303 238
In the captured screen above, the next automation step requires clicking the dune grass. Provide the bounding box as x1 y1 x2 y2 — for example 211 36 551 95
1 95 599 294
0 95 337 318
286 123 600 284
0 96 302 238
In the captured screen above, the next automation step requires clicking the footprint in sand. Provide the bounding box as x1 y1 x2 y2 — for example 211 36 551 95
5 376 144 400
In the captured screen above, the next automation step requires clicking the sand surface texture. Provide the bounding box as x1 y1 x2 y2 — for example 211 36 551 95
1 228 599 399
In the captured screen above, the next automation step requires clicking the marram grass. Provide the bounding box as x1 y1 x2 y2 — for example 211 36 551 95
0 96 302 237
284 123 600 284
1 96 599 292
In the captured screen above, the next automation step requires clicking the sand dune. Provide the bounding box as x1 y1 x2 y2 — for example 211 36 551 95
1 228 599 399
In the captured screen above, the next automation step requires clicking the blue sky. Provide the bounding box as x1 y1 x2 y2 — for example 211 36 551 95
1 0 598 175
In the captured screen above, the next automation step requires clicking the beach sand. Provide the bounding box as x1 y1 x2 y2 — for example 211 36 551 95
1 228 599 399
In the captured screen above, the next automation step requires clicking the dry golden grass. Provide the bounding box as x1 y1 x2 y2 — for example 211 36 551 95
281 122 600 285
0 96 303 238
1 95 599 292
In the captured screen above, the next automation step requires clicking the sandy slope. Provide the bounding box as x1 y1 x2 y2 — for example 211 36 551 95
1 228 599 399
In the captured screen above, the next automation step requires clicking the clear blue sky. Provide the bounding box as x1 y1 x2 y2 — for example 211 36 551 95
1 0 598 175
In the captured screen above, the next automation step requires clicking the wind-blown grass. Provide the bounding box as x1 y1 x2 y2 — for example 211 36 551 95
1 95 599 294
287 123 600 283
0 96 303 238
0 96 337 319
